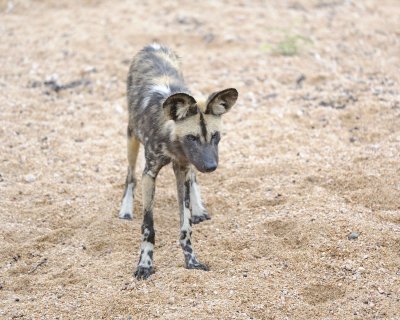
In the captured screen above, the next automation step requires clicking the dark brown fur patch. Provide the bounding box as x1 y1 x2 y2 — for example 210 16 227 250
199 113 207 140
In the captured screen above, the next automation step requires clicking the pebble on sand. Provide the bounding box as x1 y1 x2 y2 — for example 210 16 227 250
348 232 359 240
24 174 36 183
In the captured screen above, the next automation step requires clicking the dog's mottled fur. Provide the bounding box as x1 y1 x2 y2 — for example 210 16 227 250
119 44 238 279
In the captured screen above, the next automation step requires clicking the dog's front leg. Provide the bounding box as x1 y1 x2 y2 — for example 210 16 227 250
173 163 209 271
134 164 159 280
189 169 211 224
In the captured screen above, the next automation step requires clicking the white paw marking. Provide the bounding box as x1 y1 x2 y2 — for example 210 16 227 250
190 181 206 217
182 203 192 230
119 183 134 219
138 242 154 267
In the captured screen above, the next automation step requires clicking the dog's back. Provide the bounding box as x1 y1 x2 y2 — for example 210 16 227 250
127 44 189 142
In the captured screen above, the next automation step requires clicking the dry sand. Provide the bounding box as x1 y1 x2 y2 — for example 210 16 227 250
1 0 400 319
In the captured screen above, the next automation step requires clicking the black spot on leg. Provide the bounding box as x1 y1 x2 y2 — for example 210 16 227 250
142 226 155 244
143 209 154 227
184 180 190 209
142 209 155 244
148 250 153 260
127 126 133 138
180 230 187 241
184 245 193 254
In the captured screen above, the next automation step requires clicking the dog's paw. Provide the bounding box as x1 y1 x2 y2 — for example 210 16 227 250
119 210 133 220
191 212 211 224
186 260 209 271
134 266 154 280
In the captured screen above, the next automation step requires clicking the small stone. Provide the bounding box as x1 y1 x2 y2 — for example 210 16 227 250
83 66 97 74
114 103 124 114
296 74 306 87
343 264 352 271
342 259 354 271
203 33 215 44
45 73 59 82
348 232 359 240
223 34 237 43
24 174 36 183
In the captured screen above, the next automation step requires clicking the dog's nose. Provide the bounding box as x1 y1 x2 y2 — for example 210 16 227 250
204 162 217 172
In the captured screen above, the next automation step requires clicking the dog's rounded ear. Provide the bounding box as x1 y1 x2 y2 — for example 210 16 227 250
205 88 238 116
163 93 198 121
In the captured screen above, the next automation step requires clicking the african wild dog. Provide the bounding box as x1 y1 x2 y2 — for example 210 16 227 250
119 43 238 280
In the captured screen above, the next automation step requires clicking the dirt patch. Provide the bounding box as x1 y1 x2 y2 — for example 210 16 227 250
324 174 400 210
302 284 346 305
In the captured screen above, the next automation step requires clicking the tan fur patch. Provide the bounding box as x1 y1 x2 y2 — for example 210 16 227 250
196 100 207 113
152 75 175 87
127 136 140 170
142 174 155 210
172 114 201 138
203 114 222 141
170 113 222 142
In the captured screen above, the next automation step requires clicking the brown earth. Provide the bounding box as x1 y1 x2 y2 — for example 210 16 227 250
1 0 400 319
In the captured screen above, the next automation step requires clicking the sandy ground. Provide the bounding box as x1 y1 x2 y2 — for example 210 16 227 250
1 0 400 319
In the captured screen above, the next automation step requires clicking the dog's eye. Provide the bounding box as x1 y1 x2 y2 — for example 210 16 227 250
187 135 198 142
211 132 221 144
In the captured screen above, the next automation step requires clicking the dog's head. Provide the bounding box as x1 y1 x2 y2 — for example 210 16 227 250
164 88 238 173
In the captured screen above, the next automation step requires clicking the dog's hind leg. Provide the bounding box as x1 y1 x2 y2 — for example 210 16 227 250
119 127 140 220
